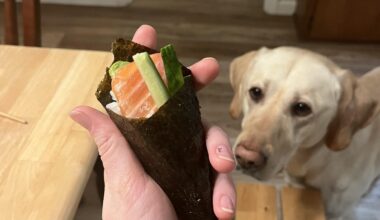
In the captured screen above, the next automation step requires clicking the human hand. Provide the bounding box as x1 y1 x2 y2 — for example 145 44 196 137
70 25 236 220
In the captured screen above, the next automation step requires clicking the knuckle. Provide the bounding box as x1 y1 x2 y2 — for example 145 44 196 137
95 132 123 156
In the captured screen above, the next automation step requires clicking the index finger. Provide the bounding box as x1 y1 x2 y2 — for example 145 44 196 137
132 25 219 90
206 125 236 173
189 57 219 91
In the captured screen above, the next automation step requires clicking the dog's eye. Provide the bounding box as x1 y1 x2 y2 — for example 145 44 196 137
291 102 312 117
249 87 263 102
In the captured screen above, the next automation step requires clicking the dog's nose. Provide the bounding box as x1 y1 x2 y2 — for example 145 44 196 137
235 144 266 170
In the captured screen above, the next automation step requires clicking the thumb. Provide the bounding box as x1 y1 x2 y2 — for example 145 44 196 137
70 106 144 180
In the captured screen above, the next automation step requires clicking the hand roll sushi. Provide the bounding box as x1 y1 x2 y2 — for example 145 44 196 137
96 38 217 220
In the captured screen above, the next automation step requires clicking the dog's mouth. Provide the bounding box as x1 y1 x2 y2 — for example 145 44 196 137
236 152 285 181
236 151 268 177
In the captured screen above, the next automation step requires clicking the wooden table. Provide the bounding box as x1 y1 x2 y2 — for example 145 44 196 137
0 45 112 219
236 182 326 220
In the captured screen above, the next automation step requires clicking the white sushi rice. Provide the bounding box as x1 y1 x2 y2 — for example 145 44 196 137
110 90 117 101
106 91 122 115
106 90 156 118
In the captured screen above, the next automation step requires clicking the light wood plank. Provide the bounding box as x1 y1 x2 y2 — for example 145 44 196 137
236 182 277 220
281 186 326 220
0 45 113 219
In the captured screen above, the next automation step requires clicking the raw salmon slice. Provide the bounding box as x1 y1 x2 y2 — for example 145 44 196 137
111 53 167 118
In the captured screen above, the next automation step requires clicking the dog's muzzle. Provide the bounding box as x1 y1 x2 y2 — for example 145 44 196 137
235 144 268 171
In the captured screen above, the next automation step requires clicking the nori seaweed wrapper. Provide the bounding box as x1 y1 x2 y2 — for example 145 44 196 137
96 38 217 220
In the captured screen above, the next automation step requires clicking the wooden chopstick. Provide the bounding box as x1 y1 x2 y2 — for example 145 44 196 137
0 111 28 124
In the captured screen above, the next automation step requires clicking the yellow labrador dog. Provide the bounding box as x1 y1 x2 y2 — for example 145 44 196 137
229 47 380 219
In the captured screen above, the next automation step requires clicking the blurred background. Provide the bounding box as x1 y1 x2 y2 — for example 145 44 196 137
1 0 379 219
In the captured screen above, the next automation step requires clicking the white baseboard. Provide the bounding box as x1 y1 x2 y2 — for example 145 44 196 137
264 0 296 16
0 0 132 7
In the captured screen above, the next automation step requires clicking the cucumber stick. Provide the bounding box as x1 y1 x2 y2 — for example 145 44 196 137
161 45 184 96
109 61 129 78
133 52 170 107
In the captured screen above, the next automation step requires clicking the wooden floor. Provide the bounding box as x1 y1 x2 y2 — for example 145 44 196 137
1 0 380 219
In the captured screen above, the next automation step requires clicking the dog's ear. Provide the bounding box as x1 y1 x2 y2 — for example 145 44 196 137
325 71 379 151
229 51 257 119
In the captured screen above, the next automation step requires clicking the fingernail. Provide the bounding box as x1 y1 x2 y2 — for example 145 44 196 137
70 110 92 131
203 57 215 61
216 145 235 163
203 57 218 64
220 195 234 214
